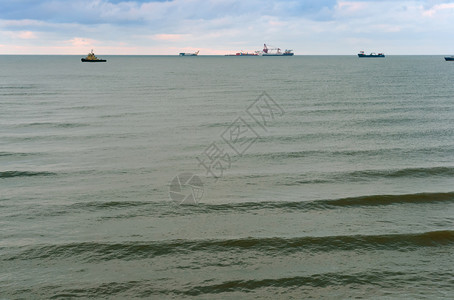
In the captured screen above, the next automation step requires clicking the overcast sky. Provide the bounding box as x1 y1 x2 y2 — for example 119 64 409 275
1 0 454 55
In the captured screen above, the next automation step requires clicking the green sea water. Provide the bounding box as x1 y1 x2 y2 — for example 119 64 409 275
1 55 453 299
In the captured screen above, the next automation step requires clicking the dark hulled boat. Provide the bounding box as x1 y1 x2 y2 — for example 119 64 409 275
444 56 454 61
358 51 385 58
81 50 106 62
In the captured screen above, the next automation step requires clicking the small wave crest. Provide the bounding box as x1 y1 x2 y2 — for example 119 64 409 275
16 122 88 128
0 170 57 179
5 230 453 262
201 192 454 213
321 191 454 207
283 166 454 185
41 192 454 218
254 146 454 160
69 201 149 211
346 166 454 179
0 152 39 158
18 269 453 297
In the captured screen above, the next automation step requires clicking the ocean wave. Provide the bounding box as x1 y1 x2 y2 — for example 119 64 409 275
170 271 452 296
0 84 36 89
0 92 57 97
204 192 454 211
0 152 40 157
14 122 88 128
69 200 150 211
344 166 454 179
9 270 453 298
99 112 143 118
4 230 453 262
281 166 454 185
262 128 454 144
0 171 57 179
320 192 454 207
33 192 454 219
250 145 454 160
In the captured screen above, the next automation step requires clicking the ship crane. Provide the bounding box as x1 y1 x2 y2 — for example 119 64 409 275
263 44 281 54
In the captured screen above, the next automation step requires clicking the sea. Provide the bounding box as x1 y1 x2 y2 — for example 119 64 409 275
1 55 453 299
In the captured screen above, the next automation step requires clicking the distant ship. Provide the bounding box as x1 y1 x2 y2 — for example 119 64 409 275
444 56 454 61
81 49 106 62
179 51 199 56
260 44 294 56
358 51 385 58
225 51 258 56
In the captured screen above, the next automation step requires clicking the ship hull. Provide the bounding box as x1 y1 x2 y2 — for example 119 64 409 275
262 53 294 56
444 57 454 61
81 58 106 62
358 54 385 58
179 53 198 56
225 53 258 56
225 54 258 56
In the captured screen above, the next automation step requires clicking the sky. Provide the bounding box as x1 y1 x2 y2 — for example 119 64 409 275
1 0 454 55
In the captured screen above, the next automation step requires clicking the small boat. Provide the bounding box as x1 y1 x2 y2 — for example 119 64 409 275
358 51 385 58
81 49 106 62
179 51 199 56
444 56 454 61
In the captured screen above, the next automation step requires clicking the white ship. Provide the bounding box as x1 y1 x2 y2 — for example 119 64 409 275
179 51 199 56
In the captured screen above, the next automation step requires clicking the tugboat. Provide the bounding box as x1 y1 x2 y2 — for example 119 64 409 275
260 44 294 56
444 56 454 61
179 51 199 56
81 49 106 62
358 51 385 58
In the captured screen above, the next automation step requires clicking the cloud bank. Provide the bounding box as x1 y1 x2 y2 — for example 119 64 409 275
1 0 454 54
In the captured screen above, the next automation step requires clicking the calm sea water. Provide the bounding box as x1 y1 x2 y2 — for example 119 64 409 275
1 55 453 299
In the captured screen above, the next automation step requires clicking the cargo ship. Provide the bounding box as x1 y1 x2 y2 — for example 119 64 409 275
260 44 294 56
179 51 199 56
444 56 454 61
358 51 385 58
225 51 258 56
81 49 106 62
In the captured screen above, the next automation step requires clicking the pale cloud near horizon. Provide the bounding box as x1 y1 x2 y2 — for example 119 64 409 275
152 34 190 41
0 0 454 54
3 30 38 40
67 37 99 47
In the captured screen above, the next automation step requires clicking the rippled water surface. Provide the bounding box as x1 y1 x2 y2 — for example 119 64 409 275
1 55 453 299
